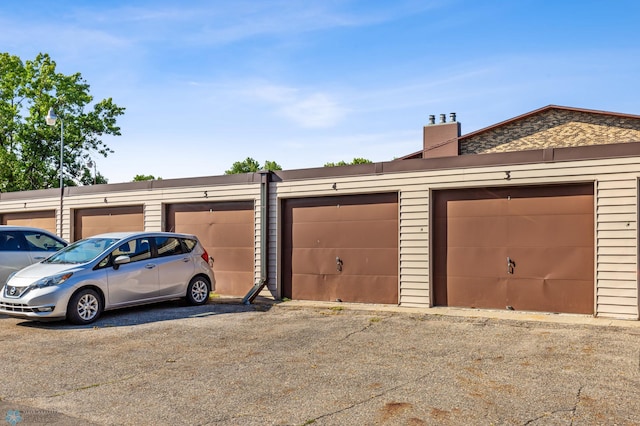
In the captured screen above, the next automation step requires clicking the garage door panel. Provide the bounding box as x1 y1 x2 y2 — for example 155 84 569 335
446 198 506 218
434 184 594 315
214 271 254 296
446 277 507 309
166 202 254 297
508 247 594 281
74 206 144 240
506 279 593 314
291 248 340 275
179 223 254 248
174 209 253 225
448 247 508 279
2 211 56 234
291 274 397 304
292 220 397 249
448 216 508 247
508 214 594 247
289 194 397 222
292 248 397 276
508 194 594 215
211 248 254 271
283 193 398 304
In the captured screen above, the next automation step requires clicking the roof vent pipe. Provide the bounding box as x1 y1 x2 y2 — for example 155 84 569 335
439 114 446 124
450 112 456 122
428 115 435 125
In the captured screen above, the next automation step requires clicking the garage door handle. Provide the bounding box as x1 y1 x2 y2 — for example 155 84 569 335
336 257 343 272
507 257 516 274
145 264 156 269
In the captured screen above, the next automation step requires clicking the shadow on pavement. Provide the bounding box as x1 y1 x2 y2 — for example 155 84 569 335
13 296 276 330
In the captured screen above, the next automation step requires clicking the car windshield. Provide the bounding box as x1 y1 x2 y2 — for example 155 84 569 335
43 238 121 264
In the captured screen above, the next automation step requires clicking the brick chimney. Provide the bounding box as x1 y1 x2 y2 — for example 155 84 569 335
423 112 461 158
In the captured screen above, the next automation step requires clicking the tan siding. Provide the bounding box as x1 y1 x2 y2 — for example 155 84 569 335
3 152 640 319
599 246 636 255
595 178 638 319
598 238 636 247
598 279 637 289
399 189 429 306
598 222 635 231
144 203 163 231
400 253 429 262
272 157 640 318
598 213 637 223
597 271 636 280
598 288 637 298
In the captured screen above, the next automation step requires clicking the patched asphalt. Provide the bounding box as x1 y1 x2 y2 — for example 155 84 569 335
0 298 639 425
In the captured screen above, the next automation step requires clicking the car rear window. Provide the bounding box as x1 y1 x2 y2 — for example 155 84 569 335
182 238 197 253
24 231 66 251
155 237 184 257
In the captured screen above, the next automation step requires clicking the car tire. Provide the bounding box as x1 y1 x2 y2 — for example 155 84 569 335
186 276 210 305
67 288 103 325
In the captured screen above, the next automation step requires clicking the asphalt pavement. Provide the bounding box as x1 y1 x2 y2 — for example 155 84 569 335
0 298 639 425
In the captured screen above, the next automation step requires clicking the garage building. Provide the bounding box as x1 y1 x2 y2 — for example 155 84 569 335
2 105 640 320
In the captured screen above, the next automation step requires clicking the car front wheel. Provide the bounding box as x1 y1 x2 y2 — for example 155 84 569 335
67 288 103 325
186 276 210 305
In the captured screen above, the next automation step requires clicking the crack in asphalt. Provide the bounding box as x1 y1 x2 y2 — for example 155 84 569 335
342 321 373 340
47 374 140 398
303 372 432 425
569 385 583 426
522 385 583 425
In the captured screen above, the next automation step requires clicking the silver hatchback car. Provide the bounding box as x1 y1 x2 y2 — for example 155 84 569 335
0 226 67 285
0 232 215 325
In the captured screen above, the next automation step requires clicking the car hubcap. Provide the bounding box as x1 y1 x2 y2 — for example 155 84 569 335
192 281 208 302
78 294 99 320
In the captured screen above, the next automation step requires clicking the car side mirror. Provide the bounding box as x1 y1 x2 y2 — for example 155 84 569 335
113 255 131 270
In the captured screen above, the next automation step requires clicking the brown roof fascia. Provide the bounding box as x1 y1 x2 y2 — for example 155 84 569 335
275 140 640 180
3 141 640 200
0 173 262 200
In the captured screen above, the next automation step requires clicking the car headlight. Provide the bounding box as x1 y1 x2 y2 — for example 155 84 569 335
30 272 74 289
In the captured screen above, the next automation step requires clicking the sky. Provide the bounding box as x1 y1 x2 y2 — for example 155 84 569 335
1 0 639 183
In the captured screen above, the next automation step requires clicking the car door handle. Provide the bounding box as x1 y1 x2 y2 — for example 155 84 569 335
182 257 190 263
145 264 157 269
33 256 45 260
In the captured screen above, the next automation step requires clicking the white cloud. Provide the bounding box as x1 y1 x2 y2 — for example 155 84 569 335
244 82 348 128
279 93 346 128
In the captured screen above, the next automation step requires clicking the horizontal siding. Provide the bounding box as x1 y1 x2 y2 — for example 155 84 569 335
596 178 638 319
3 151 640 319
400 188 429 306
272 155 640 317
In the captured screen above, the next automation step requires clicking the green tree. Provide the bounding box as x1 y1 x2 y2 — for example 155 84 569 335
80 169 108 185
324 157 373 167
0 52 124 192
132 174 161 182
225 157 282 174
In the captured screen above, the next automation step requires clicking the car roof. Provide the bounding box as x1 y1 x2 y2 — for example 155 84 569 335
0 225 58 233
86 231 197 240
0 225 65 240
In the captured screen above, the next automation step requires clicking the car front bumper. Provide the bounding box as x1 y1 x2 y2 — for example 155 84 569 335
0 286 72 321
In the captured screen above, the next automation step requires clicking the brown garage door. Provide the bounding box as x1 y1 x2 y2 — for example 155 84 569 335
433 184 594 314
2 211 56 234
74 206 144 240
166 202 254 296
283 193 398 304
